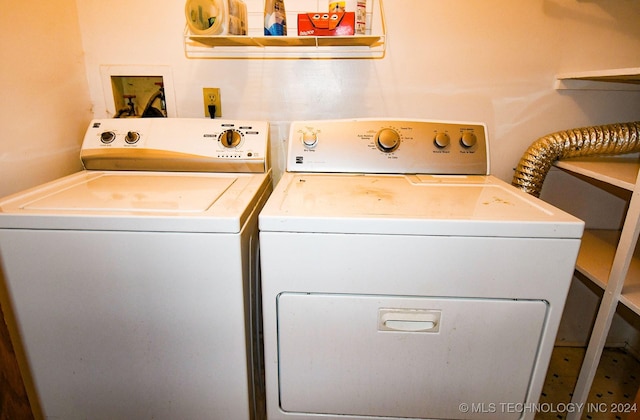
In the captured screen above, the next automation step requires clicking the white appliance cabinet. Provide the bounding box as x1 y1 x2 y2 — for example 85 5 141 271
552 67 640 419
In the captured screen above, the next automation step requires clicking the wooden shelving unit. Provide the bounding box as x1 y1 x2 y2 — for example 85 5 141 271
555 158 640 312
550 67 640 419
183 0 386 59
553 154 640 418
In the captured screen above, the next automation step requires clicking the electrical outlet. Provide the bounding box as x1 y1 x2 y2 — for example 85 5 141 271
203 88 221 118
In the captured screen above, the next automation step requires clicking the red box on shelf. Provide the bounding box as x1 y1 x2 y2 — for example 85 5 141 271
297 12 355 36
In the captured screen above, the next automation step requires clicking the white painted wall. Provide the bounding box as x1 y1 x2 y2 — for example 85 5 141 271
0 1 92 197
75 0 640 182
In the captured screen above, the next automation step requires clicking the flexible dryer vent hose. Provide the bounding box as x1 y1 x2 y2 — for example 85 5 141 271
511 121 640 197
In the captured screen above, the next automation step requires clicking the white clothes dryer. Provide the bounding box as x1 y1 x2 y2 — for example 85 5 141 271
0 118 271 420
258 119 584 420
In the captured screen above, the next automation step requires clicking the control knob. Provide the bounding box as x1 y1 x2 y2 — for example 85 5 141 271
100 131 115 144
220 129 242 148
460 132 477 148
125 131 140 144
434 132 450 148
375 128 400 152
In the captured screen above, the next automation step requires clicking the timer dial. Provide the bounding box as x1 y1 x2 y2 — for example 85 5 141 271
220 129 242 148
375 128 400 152
302 131 318 148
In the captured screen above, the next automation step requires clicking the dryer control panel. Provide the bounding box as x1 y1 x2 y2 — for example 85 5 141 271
288 119 489 175
80 118 270 173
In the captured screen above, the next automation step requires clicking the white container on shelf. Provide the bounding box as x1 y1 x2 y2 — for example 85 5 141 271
185 0 247 35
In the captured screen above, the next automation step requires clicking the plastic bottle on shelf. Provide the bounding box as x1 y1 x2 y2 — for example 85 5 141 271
264 0 287 36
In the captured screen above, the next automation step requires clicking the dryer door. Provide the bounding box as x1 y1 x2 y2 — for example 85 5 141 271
277 293 547 419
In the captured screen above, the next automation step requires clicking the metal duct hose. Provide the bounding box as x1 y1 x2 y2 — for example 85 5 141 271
512 121 640 197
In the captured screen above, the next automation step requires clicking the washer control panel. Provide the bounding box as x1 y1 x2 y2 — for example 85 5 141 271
288 119 489 175
80 118 269 173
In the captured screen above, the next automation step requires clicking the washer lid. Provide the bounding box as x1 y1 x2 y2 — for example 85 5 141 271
23 173 233 213
0 170 271 233
258 173 584 238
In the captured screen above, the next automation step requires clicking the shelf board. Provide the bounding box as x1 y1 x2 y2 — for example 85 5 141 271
555 67 640 90
187 34 384 48
576 229 640 316
620 285 640 317
184 32 386 58
554 157 640 191
576 229 618 290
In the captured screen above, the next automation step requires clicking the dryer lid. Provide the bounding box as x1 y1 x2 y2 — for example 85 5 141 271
258 173 584 238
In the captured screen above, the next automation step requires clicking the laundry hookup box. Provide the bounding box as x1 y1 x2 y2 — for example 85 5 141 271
297 12 355 36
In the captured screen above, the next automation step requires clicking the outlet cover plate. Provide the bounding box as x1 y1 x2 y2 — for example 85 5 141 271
203 88 221 118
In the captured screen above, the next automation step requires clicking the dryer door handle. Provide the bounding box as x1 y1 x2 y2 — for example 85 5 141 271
384 319 436 331
378 309 441 333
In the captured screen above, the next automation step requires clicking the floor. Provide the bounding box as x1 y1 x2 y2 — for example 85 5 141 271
537 347 640 420
0 302 34 419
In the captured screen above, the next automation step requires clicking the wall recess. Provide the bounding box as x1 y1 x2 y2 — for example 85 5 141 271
100 65 177 118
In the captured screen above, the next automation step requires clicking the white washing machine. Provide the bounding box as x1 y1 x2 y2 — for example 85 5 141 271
0 118 271 419
259 119 584 420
